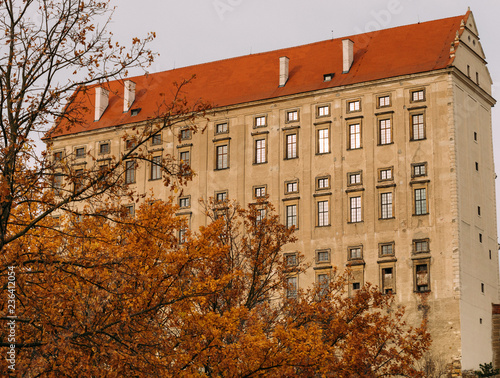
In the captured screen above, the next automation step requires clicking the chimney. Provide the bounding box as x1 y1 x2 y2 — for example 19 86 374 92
94 87 109 121
342 39 354 73
123 80 136 112
279 56 289 87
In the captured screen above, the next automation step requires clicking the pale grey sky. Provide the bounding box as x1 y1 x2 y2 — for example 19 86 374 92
109 0 500 237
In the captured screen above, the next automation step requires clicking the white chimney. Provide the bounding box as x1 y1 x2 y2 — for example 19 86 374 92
342 39 354 73
123 80 136 113
279 56 289 87
94 87 109 121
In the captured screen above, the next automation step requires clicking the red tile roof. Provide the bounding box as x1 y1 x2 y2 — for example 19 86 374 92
48 12 468 138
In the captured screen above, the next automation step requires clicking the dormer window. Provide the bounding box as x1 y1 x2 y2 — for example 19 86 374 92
131 108 141 116
323 73 334 82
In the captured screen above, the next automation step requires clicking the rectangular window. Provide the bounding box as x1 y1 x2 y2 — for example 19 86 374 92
317 200 329 227
255 116 266 127
99 143 110 154
348 100 360 112
151 134 162 145
411 89 425 102
316 176 330 190
125 139 136 150
179 196 190 208
412 163 427 177
414 262 430 292
124 204 135 217
414 188 427 215
411 114 425 140
216 191 228 202
348 172 362 185
348 247 362 260
317 128 329 154
256 208 266 223
381 267 394 294
216 145 228 169
316 249 330 263
380 243 394 256
317 105 329 117
286 276 298 298
285 180 298 194
286 133 297 159
348 123 361 149
180 129 192 140
287 110 298 122
378 95 390 108
75 147 85 158
413 239 429 253
54 174 63 195
380 192 393 219
74 169 84 192
254 186 266 198
215 122 228 134
350 196 362 223
286 204 297 228
379 118 392 145
151 156 162 180
180 151 190 167
317 273 329 296
125 160 136 184
379 168 393 181
285 253 298 267
255 139 266 164
179 229 187 244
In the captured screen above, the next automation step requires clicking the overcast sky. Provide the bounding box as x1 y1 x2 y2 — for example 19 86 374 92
109 0 500 237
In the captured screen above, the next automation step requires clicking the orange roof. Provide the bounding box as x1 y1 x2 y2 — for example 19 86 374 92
49 12 468 138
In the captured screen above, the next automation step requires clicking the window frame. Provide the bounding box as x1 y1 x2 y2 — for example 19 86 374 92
316 249 331 264
254 137 267 164
316 175 331 191
348 246 363 261
254 115 267 128
378 116 393 145
179 149 191 168
410 112 426 141
316 198 330 227
378 167 393 182
215 122 229 135
316 104 330 118
347 171 362 186
286 276 298 298
414 187 428 215
284 252 298 267
150 155 162 181
215 143 229 170
347 121 362 150
215 190 228 203
285 203 298 229
180 128 192 141
349 196 362 223
410 89 426 103
285 180 299 194
411 162 427 178
286 110 299 123
75 146 86 159
99 142 110 155
253 185 267 199
379 242 395 257
380 264 396 294
151 133 162 145
377 94 391 108
316 125 330 155
413 259 430 292
179 196 191 209
124 160 136 184
347 99 361 113
380 191 394 220
413 238 430 254
284 132 298 159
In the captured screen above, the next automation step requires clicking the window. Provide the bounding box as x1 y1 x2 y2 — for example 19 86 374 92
285 133 297 159
286 276 298 298
255 138 266 164
255 116 266 128
323 73 333 82
379 168 393 181
285 180 298 194
414 188 427 215
349 196 362 223
124 204 135 217
378 95 390 108
317 128 329 154
476 72 479 85
316 249 330 263
347 100 360 112
125 139 136 150
285 253 298 267
411 114 425 140
414 262 430 292
380 192 393 219
179 196 190 208
317 273 329 296
317 105 329 117
130 108 141 116
179 229 187 244
411 89 425 102
151 133 162 145
286 110 298 122
99 143 110 154
53 174 63 195
180 129 191 140
348 123 361 149
125 160 136 184
412 163 427 177
413 239 429 253
381 267 395 294
478 206 481 216
317 200 329 227
215 122 228 134
479 233 483 243
75 147 85 158
348 172 362 185
379 243 394 257
481 283 485 293
54 151 63 161
378 118 392 145
475 162 479 171
316 176 330 190
254 186 266 198
74 169 84 192
352 282 360 291
474 131 477 141
216 145 228 169
179 151 190 167
216 191 228 202
348 246 362 260
256 208 266 223
286 204 297 228
151 156 162 180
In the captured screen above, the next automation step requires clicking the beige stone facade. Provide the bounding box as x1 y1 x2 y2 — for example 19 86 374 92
47 12 498 372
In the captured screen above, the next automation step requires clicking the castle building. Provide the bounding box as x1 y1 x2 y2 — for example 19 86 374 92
47 10 498 371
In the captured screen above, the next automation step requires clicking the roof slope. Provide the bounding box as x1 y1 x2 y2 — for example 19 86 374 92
50 12 468 137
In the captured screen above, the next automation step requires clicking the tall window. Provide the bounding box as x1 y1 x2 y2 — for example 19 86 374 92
317 128 329 154
286 276 298 298
317 273 329 297
380 192 393 219
348 123 361 149
411 114 425 140
151 156 161 180
216 145 228 169
379 119 392 145
286 134 297 159
255 139 266 164
125 161 136 184
414 188 427 215
54 174 63 195
180 151 190 167
350 196 361 222
256 208 266 223
414 262 430 292
317 200 329 227
286 204 297 228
